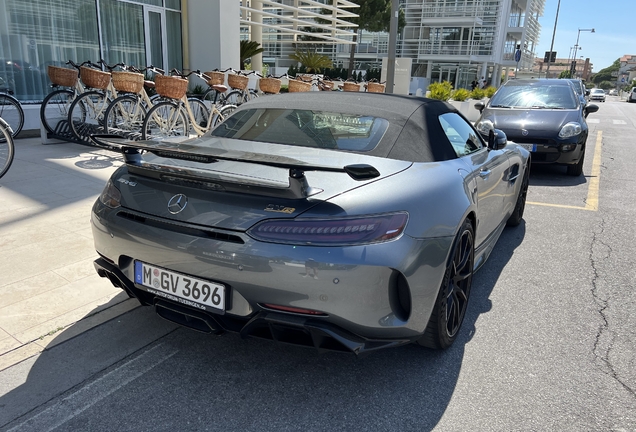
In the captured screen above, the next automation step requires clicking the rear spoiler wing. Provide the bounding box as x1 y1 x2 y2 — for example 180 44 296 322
90 135 381 199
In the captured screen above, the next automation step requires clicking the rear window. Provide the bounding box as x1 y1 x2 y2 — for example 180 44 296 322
210 108 389 152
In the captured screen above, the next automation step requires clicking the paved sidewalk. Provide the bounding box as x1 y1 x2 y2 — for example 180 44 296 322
0 136 139 370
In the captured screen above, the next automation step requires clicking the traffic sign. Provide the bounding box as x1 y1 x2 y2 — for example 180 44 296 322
515 50 521 62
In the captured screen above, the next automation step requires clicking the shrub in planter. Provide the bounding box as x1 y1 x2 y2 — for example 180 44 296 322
484 86 497 98
470 87 486 100
451 88 470 101
428 81 453 101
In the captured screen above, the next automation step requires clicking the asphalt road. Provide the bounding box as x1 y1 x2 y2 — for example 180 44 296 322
1 96 635 432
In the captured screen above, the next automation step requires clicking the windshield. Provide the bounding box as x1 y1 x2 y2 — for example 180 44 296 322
490 84 578 109
210 108 389 152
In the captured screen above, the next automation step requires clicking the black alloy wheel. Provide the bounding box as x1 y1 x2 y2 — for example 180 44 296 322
418 219 474 349
507 164 529 226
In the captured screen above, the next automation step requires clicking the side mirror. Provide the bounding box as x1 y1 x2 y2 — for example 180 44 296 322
474 101 485 113
488 129 507 150
584 103 599 118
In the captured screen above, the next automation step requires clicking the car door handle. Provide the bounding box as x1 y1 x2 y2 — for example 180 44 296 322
479 169 491 178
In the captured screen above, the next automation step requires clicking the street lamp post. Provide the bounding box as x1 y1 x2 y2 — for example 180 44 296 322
570 28 594 76
545 0 561 78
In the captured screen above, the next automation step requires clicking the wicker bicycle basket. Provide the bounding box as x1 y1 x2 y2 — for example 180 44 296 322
111 71 144 93
204 71 225 86
259 77 281 94
154 74 188 99
227 74 249 90
80 66 111 90
319 80 334 91
343 82 361 92
47 66 78 87
288 79 312 93
366 82 386 93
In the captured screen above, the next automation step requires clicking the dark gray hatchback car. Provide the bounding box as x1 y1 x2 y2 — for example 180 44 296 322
474 79 599 176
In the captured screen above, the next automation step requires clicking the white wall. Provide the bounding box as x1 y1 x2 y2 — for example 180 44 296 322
186 0 240 72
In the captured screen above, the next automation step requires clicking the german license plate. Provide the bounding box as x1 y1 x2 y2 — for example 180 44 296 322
134 261 225 312
519 143 536 152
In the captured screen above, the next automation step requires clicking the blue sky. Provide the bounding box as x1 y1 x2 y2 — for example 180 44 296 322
536 0 632 72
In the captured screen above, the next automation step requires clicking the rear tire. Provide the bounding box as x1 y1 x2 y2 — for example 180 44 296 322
104 95 147 136
0 118 14 178
506 164 529 227
142 101 188 140
0 94 24 139
40 89 75 135
417 218 474 349
68 91 109 141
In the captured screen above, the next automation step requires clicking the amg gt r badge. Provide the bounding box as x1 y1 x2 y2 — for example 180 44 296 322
264 204 295 214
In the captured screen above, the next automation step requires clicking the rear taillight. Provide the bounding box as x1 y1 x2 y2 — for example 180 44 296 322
248 212 408 246
99 179 121 209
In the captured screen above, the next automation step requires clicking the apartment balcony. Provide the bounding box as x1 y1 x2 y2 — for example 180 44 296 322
420 5 483 26
402 40 492 60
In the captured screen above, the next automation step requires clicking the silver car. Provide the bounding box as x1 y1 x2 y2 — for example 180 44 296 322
589 88 606 102
91 92 530 355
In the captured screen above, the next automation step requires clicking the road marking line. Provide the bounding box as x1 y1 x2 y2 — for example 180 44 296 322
527 130 602 212
585 130 603 211
7 343 178 432
587 118 600 124
612 119 626 125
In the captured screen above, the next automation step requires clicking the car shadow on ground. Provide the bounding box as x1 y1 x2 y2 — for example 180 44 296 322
528 164 588 187
0 224 525 431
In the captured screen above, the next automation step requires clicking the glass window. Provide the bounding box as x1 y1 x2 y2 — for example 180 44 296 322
490 84 578 109
100 0 146 68
166 0 181 10
439 113 484 157
211 108 389 152
166 10 183 72
0 0 100 101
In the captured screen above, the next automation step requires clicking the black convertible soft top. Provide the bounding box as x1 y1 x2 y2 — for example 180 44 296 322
223 92 461 163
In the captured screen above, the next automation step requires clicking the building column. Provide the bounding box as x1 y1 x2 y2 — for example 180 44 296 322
186 0 240 71
491 64 501 87
251 0 263 73
480 62 488 83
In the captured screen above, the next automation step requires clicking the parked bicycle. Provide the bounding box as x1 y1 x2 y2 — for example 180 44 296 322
142 70 237 140
223 70 259 105
67 60 128 142
0 116 15 179
40 60 92 137
0 88 24 139
103 65 164 138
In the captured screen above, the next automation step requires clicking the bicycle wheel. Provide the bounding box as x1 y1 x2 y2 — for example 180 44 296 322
187 97 209 135
104 94 147 136
224 90 249 106
202 88 225 107
248 89 259 100
211 104 238 128
0 118 15 179
142 101 188 140
0 94 24 139
68 91 109 141
40 89 76 135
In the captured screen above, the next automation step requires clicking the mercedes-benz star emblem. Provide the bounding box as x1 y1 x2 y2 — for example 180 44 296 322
521 129 529 136
167 194 188 214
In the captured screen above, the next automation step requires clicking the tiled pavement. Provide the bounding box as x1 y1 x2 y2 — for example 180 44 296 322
0 135 139 370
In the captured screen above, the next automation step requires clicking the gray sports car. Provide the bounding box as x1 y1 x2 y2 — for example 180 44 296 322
91 92 530 355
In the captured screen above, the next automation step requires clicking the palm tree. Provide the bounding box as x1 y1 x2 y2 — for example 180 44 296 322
289 48 333 73
240 40 264 70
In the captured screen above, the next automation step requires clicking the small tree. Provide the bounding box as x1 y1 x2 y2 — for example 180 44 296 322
240 40 264 70
289 48 333 73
